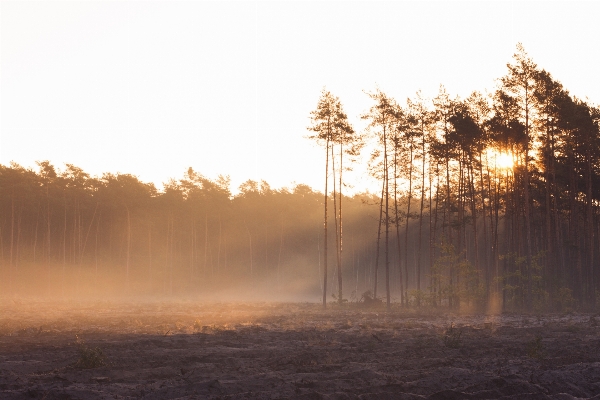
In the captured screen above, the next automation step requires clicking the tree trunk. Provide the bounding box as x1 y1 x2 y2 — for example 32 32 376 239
544 124 554 297
148 221 152 287
204 213 208 278
393 133 404 306
331 142 341 302
445 145 453 307
384 124 391 309
95 215 100 280
432 162 441 306
218 215 222 273
404 139 414 305
338 140 344 303
126 205 131 290
479 151 489 300
62 194 67 296
523 86 533 310
373 177 385 299
9 189 15 292
322 131 330 307
278 217 283 291
417 126 426 305
467 158 480 293
33 210 39 264
246 221 253 282
46 185 51 289
16 210 22 285
586 151 594 307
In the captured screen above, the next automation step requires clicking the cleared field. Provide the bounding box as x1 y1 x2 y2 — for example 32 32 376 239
1 301 600 399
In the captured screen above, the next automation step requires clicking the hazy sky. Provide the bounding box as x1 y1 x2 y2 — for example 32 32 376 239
1 1 599 193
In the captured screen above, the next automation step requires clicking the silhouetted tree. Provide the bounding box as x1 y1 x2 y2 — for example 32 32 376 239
308 89 353 306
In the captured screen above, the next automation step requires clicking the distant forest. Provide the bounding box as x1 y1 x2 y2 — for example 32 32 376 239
2 44 599 311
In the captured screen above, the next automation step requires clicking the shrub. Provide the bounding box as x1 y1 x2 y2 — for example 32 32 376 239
74 335 106 369
443 323 462 348
527 335 545 359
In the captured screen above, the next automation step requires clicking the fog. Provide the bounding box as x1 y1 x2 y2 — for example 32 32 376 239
0 165 387 303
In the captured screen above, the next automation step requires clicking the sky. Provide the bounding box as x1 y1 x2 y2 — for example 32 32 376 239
1 1 599 194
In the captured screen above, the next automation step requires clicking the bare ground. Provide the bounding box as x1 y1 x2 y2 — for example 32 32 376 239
1 300 600 399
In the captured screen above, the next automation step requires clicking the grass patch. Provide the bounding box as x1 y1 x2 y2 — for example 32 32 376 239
527 334 545 359
443 323 462 348
74 335 106 369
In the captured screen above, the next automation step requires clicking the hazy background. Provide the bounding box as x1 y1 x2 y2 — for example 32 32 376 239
2 1 599 193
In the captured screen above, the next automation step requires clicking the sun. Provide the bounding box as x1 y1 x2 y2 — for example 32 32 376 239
496 152 514 169
487 149 514 169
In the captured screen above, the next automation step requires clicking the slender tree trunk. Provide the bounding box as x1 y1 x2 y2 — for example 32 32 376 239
204 213 208 279
586 152 595 307
552 141 564 284
218 215 222 272
323 132 330 307
467 158 480 292
9 189 15 292
455 152 465 308
95 215 100 280
384 124 390 308
544 125 554 297
373 177 385 299
33 209 39 263
124 206 131 290
62 194 67 296
404 139 414 304
0 227 3 272
432 162 441 306
16 211 22 281
72 201 76 265
245 221 253 282
457 152 464 259
569 156 581 301
417 127 426 305
148 221 152 287
502 165 510 310
278 217 283 291
338 140 344 303
223 236 228 275
428 163 433 303
46 186 51 284
331 143 341 302
445 146 453 307
393 134 404 306
479 151 489 300
523 88 533 310
190 221 195 279
169 215 174 295
487 154 498 298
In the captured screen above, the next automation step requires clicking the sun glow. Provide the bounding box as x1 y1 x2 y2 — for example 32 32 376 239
489 150 514 170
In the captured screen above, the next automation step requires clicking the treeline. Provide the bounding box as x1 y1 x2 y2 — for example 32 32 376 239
0 163 383 299
309 44 600 311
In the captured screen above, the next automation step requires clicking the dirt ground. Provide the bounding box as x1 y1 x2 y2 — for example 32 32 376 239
1 300 600 399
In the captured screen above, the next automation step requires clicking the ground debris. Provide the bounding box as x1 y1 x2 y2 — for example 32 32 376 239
1 301 599 398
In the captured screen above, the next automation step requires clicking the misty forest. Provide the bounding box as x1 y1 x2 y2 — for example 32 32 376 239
2 45 600 313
